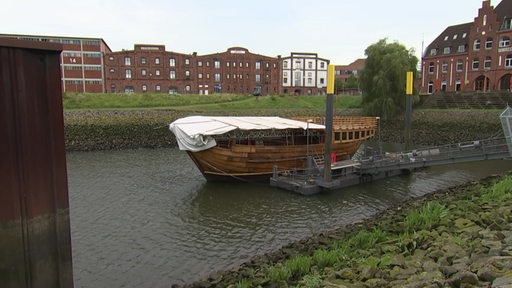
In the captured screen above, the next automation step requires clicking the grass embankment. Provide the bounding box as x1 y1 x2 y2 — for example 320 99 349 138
63 93 362 111
184 175 512 288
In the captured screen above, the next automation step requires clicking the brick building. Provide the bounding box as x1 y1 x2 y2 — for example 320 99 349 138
0 34 111 93
104 46 281 95
104 44 196 94
421 0 512 94
281 52 330 95
335 58 365 94
195 47 280 95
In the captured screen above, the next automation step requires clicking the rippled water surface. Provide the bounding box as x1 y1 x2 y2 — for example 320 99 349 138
67 148 510 287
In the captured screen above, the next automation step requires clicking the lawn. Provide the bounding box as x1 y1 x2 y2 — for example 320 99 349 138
62 92 362 111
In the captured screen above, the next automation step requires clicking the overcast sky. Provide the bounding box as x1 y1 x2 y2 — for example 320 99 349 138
2 0 489 64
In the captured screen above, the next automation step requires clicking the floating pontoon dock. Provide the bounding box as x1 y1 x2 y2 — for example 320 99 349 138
270 106 512 195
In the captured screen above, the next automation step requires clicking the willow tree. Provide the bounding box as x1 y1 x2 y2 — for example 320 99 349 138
360 39 418 119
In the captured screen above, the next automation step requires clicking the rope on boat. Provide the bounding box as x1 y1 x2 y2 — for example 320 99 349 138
199 159 250 182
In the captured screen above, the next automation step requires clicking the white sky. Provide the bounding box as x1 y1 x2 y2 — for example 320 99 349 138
2 0 490 64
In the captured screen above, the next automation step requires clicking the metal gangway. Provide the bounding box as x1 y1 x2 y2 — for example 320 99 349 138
357 137 510 175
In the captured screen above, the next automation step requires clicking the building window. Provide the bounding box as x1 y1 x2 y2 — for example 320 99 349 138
256 61 261 69
472 57 479 70
294 71 301 86
215 73 221 82
156 85 161 92
155 57 160 64
308 61 313 69
198 61 202 67
428 62 434 74
198 73 203 79
441 80 447 92
294 61 301 69
307 77 313 84
430 49 437 56
185 70 190 77
141 69 147 76
283 61 288 69
506 55 512 68
215 60 221 69
455 80 461 91
485 37 493 49
109 56 115 61
456 59 463 72
140 57 147 64
484 56 492 69
109 68 115 73
110 84 116 93
457 45 465 53
142 84 147 92
169 58 176 67
125 69 132 78
428 81 434 94
320 78 325 85
443 47 451 54
320 62 325 69
170 70 176 79
442 61 448 73
185 58 190 65
125 56 131 66
155 69 160 76
185 85 191 92
474 39 481 51
226 61 230 67
283 77 288 84
500 37 511 47
256 74 261 82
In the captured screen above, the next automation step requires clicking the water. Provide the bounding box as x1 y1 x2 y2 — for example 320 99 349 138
67 148 510 287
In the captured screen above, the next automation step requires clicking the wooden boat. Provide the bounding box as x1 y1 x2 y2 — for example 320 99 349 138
169 116 378 181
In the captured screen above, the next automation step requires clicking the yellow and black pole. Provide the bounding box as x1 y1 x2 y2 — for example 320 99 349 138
323 64 335 182
405 71 414 150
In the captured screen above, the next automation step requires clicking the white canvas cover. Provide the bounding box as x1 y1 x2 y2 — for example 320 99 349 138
169 116 324 152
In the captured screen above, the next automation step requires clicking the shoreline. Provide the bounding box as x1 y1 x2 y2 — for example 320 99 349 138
63 109 503 151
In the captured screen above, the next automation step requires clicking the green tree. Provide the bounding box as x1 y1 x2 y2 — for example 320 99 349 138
360 39 418 119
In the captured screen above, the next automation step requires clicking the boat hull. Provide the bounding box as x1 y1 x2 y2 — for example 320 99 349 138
187 140 364 182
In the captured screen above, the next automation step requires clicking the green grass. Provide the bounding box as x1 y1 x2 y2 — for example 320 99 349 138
404 201 448 232
482 176 512 202
62 92 362 111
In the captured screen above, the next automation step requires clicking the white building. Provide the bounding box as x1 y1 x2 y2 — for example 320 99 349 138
281 52 329 95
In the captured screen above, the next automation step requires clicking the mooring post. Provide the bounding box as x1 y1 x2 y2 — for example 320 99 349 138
324 65 335 182
405 71 414 150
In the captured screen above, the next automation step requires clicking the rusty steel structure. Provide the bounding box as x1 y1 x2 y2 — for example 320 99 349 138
0 39 73 287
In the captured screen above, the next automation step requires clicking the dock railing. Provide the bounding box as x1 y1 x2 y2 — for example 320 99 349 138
358 136 510 174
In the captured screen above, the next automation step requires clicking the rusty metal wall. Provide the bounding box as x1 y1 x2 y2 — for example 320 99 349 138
0 39 73 287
